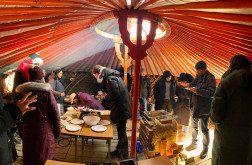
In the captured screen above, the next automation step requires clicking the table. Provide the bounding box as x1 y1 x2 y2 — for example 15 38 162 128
60 111 113 163
45 160 85 165
79 116 113 162
61 112 82 162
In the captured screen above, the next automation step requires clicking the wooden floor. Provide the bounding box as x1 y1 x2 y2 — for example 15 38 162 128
12 119 213 165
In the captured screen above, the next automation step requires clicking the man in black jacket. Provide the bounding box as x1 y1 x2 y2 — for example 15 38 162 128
185 61 216 159
0 92 37 165
153 71 176 113
92 65 132 159
138 68 151 119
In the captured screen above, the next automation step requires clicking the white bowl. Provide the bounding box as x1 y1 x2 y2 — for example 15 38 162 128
83 116 100 126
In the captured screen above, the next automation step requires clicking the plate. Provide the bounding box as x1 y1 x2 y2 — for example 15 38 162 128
67 106 76 111
60 120 69 127
66 124 81 132
91 125 107 132
70 119 84 125
98 120 111 126
60 116 72 121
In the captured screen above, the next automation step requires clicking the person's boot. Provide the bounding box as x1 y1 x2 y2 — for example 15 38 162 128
111 149 119 158
185 143 197 151
199 147 208 159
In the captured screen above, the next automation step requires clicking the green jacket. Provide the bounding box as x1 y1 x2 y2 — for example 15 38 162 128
0 95 22 165
210 68 252 165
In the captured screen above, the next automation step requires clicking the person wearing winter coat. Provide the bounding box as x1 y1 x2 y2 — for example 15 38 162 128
12 53 43 101
210 55 252 165
175 73 194 141
0 92 37 165
15 65 61 165
138 68 151 119
185 61 216 159
51 69 73 116
92 65 132 160
153 70 176 112
69 92 105 110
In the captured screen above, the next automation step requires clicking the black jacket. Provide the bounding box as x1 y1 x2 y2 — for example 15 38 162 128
101 68 132 123
139 76 151 99
210 68 252 165
0 95 22 165
174 85 191 125
191 70 216 118
153 76 176 110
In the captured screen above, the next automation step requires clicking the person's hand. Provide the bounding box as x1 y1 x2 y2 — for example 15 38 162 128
16 92 38 115
171 109 174 115
101 93 107 98
190 87 197 93
60 92 65 97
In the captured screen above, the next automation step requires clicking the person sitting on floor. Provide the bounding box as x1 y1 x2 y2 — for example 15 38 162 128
69 92 105 110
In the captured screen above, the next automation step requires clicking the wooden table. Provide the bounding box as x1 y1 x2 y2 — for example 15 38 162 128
45 160 85 165
79 115 113 162
61 112 83 162
60 111 113 163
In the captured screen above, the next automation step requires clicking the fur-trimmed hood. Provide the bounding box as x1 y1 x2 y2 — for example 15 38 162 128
15 82 51 93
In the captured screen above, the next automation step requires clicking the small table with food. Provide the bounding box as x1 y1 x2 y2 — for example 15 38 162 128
60 107 112 163
79 115 113 162
60 109 83 162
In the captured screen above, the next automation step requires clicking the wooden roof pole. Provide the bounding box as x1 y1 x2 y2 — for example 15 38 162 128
115 9 158 158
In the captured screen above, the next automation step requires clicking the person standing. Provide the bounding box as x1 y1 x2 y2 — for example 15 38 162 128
153 70 176 113
12 53 43 101
185 61 216 159
51 69 73 116
138 68 151 119
175 73 194 141
0 92 37 165
15 65 61 165
92 65 132 159
210 55 252 165
69 92 105 110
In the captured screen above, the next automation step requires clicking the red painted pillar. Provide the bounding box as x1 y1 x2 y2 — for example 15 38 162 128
115 9 158 159
130 17 143 158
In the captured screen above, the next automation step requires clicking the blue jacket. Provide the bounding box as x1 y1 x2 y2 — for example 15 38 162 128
52 77 71 103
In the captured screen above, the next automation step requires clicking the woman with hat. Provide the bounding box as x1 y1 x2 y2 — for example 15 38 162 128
15 65 61 165
175 73 194 142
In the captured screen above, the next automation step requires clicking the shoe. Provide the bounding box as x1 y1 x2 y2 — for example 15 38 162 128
111 150 119 158
199 148 208 159
185 143 197 151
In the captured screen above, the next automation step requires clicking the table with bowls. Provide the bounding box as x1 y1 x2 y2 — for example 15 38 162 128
60 108 112 163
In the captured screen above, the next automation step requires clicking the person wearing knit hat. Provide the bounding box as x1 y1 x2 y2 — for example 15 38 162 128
195 61 207 70
15 64 61 165
185 61 216 159
175 73 194 142
12 53 43 101
153 70 176 113
27 65 44 82
69 92 105 110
